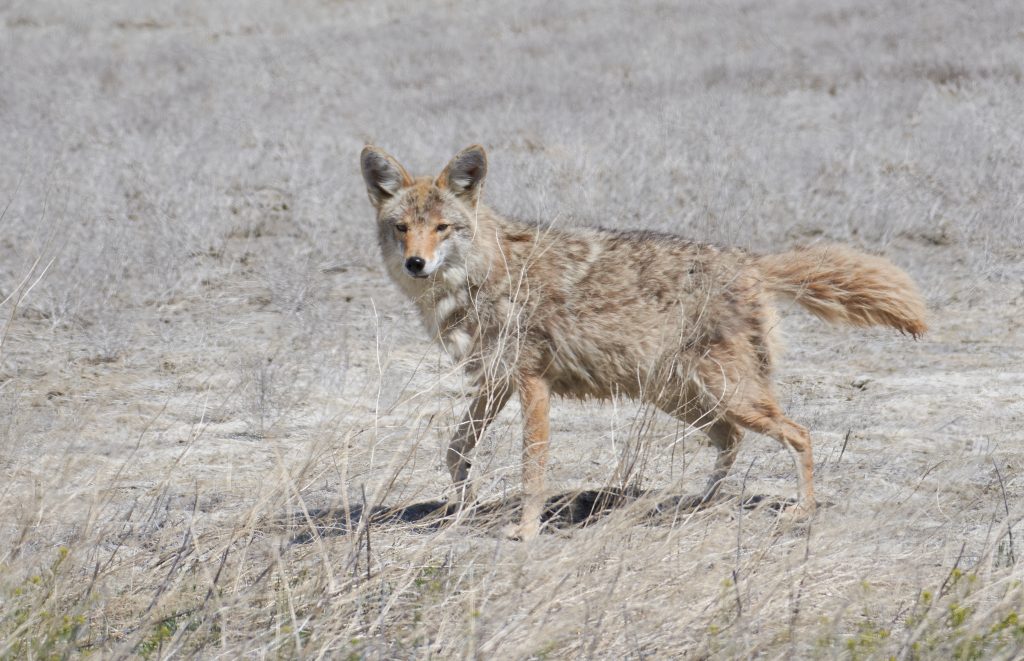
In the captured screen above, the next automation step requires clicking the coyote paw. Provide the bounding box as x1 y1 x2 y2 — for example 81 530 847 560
779 500 816 522
504 520 540 541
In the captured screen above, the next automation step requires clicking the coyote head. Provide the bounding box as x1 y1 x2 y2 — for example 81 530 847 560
360 144 486 281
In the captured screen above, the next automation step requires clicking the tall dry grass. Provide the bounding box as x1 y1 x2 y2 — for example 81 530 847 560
2 0 1023 657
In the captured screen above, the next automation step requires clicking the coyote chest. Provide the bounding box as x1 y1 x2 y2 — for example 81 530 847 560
418 285 478 362
411 275 523 385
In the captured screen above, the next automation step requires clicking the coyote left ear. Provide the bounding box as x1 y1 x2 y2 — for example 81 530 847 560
361 146 413 209
436 145 487 203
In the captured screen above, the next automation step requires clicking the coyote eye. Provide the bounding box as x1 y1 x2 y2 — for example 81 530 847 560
395 224 408 233
436 224 450 232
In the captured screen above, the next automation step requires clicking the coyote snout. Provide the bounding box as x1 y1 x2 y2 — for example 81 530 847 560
404 256 427 277
360 143 928 541
398 223 450 278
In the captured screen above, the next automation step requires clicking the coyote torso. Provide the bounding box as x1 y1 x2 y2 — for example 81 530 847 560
361 144 927 539
382 208 771 412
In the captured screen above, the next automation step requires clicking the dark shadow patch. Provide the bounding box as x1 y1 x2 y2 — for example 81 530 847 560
284 489 815 544
286 499 454 543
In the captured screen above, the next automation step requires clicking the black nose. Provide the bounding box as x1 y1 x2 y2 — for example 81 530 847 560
405 256 426 274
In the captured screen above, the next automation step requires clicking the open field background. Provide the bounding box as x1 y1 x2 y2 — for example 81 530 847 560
2 0 1023 657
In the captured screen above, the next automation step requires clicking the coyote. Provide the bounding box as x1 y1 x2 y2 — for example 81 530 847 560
360 144 927 539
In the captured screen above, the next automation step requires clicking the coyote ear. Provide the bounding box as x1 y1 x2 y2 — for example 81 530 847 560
436 145 487 203
360 146 412 208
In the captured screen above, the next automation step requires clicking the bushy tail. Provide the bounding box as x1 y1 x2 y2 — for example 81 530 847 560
757 244 927 338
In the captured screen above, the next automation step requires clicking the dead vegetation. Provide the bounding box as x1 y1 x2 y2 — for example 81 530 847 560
1 0 1023 657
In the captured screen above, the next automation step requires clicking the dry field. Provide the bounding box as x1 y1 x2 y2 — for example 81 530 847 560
2 0 1023 657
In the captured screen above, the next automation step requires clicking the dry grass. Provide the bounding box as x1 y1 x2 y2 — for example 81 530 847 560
2 0 1024 657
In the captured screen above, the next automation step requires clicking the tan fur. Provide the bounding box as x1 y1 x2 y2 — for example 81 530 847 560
360 144 929 539
758 245 928 337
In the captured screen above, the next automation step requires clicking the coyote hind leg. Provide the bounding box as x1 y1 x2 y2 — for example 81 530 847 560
655 383 745 506
728 402 816 516
700 419 744 504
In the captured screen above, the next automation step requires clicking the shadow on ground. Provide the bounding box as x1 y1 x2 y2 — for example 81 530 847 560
285 488 794 544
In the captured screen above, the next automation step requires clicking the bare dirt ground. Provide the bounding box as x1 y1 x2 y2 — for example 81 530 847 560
1 0 1023 657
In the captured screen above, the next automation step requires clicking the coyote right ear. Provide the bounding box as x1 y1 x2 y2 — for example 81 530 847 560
436 145 487 203
360 146 412 208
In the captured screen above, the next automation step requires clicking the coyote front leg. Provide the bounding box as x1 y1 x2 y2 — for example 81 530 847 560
510 373 551 540
447 382 512 503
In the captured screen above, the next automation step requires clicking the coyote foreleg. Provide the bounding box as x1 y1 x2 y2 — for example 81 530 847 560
447 382 512 503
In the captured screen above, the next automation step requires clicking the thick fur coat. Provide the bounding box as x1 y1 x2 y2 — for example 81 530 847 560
361 144 927 539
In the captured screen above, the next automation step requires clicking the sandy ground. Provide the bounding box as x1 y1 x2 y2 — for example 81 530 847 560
1 0 1023 657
